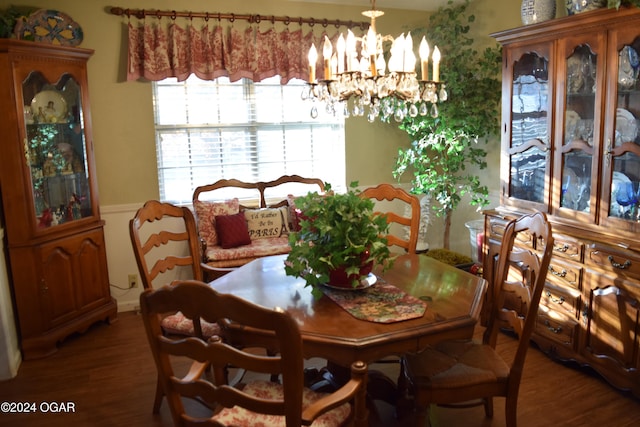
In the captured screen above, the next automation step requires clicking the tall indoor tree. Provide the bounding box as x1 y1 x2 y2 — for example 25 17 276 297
393 0 502 249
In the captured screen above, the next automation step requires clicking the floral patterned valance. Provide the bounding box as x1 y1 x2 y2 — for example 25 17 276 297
120 9 366 83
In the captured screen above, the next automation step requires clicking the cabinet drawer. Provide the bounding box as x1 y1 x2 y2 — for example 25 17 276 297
535 308 579 351
586 243 640 280
551 234 583 262
542 282 580 318
546 257 581 290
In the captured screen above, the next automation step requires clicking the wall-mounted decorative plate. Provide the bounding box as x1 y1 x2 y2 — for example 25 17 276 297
15 9 83 46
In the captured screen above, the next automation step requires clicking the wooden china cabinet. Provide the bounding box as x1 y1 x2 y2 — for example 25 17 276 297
0 40 117 359
489 8 640 397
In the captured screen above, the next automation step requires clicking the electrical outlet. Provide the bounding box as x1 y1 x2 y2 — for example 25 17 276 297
128 274 139 289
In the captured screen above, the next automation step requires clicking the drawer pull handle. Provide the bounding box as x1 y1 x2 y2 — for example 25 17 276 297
608 255 631 270
554 243 570 253
545 291 565 304
544 320 562 334
548 266 567 278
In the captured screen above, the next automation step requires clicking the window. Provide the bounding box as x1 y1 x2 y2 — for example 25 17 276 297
152 75 345 204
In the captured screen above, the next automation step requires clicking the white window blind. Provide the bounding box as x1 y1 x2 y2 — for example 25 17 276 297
152 75 345 204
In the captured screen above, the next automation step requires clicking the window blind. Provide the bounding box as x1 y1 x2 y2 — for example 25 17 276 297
152 75 345 204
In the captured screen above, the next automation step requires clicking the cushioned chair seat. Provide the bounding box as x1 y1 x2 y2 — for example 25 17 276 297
205 236 291 266
212 380 351 427
160 312 220 338
403 340 510 390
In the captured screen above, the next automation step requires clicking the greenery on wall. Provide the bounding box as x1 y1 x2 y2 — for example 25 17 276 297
393 0 502 249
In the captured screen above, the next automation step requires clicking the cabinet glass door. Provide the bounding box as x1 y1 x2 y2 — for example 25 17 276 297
506 50 551 209
606 34 640 225
22 71 92 229
560 44 596 214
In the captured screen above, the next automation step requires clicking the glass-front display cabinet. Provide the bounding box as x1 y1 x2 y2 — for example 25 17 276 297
0 40 116 360
491 8 640 399
23 72 92 228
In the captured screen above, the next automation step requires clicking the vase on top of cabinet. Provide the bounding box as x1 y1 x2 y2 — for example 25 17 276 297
489 7 640 398
0 40 117 359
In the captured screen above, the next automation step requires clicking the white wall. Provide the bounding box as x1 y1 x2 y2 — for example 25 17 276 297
102 204 149 312
0 228 21 379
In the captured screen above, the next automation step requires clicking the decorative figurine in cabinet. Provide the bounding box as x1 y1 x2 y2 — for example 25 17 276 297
0 40 117 359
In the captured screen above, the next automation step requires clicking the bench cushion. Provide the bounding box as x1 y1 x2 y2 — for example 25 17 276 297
205 236 291 267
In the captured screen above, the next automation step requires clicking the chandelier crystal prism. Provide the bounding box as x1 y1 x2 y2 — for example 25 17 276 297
301 0 447 122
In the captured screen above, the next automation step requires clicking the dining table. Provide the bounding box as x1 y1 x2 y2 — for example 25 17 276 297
210 252 487 369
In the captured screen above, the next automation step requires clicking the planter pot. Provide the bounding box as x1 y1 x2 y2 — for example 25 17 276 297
566 0 605 15
521 0 556 25
327 261 373 288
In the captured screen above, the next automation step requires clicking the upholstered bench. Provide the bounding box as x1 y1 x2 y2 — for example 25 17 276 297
192 175 325 278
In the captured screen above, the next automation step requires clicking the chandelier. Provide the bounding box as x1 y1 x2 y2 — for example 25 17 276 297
301 0 447 122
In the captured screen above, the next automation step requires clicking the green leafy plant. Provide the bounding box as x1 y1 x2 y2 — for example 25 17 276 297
0 6 35 38
609 1 640 9
393 0 502 249
284 182 393 298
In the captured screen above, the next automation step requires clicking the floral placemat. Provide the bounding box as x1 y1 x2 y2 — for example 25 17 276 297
321 277 427 323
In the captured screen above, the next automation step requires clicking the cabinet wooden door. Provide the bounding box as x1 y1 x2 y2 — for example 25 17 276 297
582 271 640 393
38 229 111 330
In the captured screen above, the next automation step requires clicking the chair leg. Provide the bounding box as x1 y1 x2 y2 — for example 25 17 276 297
152 375 163 414
396 360 416 420
483 396 494 418
414 402 430 427
505 396 517 427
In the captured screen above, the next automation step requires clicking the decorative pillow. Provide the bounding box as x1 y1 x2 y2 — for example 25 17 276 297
193 198 240 247
244 207 289 240
215 212 251 249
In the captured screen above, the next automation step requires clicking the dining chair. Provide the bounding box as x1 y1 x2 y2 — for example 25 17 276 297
129 200 220 413
398 211 554 427
361 183 421 253
140 279 369 427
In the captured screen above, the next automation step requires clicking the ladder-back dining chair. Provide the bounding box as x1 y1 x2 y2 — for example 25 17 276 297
399 211 554 427
361 183 421 253
140 279 369 427
129 200 220 413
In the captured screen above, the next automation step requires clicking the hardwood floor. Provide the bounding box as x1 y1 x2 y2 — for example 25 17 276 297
0 312 638 426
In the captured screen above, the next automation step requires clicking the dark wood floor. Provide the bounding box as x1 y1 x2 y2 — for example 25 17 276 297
1 312 638 426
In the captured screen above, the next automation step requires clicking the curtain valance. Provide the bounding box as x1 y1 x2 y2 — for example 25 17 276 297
114 7 367 83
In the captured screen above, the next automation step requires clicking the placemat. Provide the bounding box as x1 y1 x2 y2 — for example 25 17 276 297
321 277 427 323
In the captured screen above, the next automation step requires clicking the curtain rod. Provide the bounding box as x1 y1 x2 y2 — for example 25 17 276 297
109 7 370 30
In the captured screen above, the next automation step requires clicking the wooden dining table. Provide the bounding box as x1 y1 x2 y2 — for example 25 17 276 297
210 253 487 368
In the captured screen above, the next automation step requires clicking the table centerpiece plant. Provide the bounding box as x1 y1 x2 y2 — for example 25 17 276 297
284 182 393 299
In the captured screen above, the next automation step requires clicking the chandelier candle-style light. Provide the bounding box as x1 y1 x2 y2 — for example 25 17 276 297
301 0 447 122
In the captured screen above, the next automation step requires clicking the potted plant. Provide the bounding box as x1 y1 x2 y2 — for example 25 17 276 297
393 0 502 250
284 182 393 298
